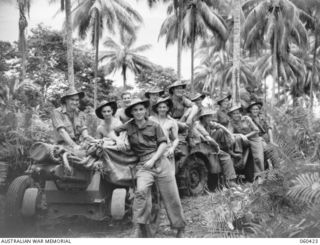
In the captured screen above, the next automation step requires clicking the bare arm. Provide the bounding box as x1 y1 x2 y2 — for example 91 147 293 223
81 129 94 141
186 104 198 125
212 122 234 141
244 116 259 139
58 128 78 147
268 128 274 143
96 127 104 139
171 120 179 151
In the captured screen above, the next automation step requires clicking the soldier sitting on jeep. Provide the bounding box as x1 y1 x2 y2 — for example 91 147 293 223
193 109 238 188
51 88 94 150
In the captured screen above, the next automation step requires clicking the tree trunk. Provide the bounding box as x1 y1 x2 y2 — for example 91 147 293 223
18 3 28 82
232 0 241 105
310 29 318 112
271 28 278 108
190 7 196 94
277 76 280 100
65 0 75 88
122 64 127 88
177 0 183 81
93 10 99 109
191 34 195 94
264 78 267 117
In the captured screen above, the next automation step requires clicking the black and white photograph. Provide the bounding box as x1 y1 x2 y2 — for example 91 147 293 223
0 0 320 241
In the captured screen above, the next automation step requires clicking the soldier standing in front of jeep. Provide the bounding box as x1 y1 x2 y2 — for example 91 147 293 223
114 98 186 238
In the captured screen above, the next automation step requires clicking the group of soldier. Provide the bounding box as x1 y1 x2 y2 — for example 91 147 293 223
50 80 278 238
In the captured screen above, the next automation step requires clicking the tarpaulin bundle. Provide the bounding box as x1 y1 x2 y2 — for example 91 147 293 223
100 148 138 187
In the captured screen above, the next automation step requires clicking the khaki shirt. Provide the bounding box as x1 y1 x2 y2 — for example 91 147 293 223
114 119 167 157
51 106 87 144
229 116 259 138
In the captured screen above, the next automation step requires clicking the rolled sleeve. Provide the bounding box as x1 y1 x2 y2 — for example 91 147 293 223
51 110 66 131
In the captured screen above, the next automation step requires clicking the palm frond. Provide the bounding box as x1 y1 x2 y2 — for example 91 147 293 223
130 44 152 53
287 172 320 204
114 0 143 23
198 1 228 41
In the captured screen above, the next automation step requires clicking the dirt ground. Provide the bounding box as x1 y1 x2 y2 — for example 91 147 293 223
0 193 217 238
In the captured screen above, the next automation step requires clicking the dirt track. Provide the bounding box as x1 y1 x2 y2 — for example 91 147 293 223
0 194 215 238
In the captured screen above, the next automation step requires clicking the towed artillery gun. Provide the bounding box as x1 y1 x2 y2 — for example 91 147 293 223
5 141 160 235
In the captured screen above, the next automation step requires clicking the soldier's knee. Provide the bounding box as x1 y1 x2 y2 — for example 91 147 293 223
135 188 148 199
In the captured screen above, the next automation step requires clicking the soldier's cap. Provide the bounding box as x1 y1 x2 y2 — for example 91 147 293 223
125 98 150 118
216 93 231 105
191 93 206 102
144 87 165 98
198 108 215 119
60 87 85 104
246 100 263 112
168 80 187 94
152 96 173 113
228 104 243 116
95 100 118 119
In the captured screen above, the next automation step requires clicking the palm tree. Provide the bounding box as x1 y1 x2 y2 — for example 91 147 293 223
2 0 31 81
72 0 142 108
159 0 228 93
144 0 183 80
177 0 183 81
195 46 255 96
253 49 306 102
205 0 252 104
243 0 309 106
0 0 33 81
292 40 320 103
194 50 228 95
17 0 31 82
100 29 155 88
289 0 320 109
50 0 76 87
65 0 74 88
232 0 241 104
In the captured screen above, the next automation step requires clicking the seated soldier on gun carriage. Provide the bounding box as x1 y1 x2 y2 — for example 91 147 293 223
51 88 94 150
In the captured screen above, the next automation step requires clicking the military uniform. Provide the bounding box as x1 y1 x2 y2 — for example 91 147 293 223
193 120 236 180
51 106 87 144
115 102 185 231
229 115 264 179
